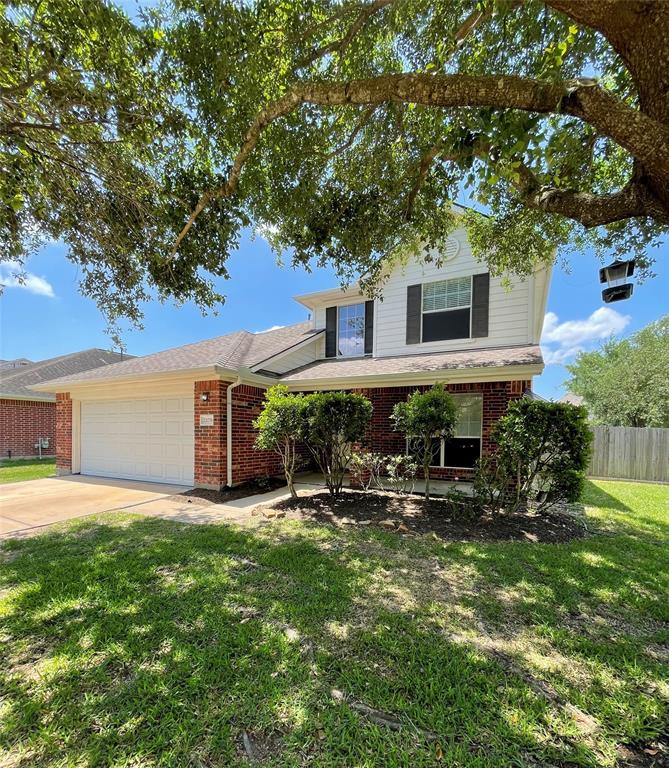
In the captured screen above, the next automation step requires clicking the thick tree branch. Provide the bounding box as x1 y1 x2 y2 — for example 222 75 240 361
172 72 669 253
523 180 669 227
510 157 669 226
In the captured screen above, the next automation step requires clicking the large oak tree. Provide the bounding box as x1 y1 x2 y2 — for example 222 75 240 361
2 0 668 330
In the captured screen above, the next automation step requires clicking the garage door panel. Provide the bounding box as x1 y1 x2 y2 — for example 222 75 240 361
81 396 194 484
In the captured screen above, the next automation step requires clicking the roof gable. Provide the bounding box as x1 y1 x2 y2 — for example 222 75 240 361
30 322 323 390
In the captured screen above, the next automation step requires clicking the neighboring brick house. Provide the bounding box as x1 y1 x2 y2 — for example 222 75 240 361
1 349 131 459
33 228 551 488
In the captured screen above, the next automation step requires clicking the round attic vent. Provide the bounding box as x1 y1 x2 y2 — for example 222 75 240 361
441 235 460 261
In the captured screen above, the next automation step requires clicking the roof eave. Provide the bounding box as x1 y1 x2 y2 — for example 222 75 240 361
293 283 364 309
280 362 544 391
29 365 221 392
0 392 55 403
29 363 280 394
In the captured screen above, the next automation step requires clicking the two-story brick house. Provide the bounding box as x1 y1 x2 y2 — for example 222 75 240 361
33 228 550 488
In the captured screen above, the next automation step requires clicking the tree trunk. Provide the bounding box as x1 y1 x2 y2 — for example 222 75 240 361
424 456 431 501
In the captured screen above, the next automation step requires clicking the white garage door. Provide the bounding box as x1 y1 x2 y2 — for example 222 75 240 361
81 396 194 485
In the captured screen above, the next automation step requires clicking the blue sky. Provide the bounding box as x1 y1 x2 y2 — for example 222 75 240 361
1 231 666 400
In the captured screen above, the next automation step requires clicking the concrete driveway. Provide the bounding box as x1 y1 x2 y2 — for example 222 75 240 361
0 475 190 538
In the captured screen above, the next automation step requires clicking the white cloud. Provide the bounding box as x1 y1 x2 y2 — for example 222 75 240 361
254 222 280 242
541 307 630 365
0 261 55 298
256 324 284 333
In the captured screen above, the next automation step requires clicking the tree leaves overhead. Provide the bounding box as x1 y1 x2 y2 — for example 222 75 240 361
2 0 668 332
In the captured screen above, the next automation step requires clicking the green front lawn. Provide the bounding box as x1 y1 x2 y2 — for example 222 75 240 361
0 457 56 484
0 480 667 767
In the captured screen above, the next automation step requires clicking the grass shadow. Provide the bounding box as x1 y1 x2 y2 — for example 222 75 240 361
0 510 620 767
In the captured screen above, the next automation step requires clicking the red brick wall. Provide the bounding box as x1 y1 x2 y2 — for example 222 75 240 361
351 380 530 481
73 377 527 489
194 380 227 489
55 393 72 473
231 384 284 484
0 398 55 459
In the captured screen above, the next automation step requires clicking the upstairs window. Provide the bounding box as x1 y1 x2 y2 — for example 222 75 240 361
338 303 365 357
421 276 471 341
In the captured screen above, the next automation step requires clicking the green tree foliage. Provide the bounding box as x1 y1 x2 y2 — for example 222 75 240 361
0 0 220 338
253 385 306 498
3 1 669 332
474 399 592 514
303 391 372 497
391 384 457 500
566 316 669 427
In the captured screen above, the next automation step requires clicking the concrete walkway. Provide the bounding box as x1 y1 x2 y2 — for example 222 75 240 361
136 480 325 526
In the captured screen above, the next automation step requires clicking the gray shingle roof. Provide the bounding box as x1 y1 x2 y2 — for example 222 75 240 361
558 393 585 406
281 344 543 383
32 322 323 389
1 349 132 401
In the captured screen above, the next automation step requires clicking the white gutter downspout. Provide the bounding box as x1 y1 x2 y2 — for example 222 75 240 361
226 377 242 487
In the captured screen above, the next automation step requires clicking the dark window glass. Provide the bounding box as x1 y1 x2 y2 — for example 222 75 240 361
422 307 470 342
443 437 481 469
408 436 441 465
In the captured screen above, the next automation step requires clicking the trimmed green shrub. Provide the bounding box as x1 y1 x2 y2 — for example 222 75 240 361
303 391 373 497
391 383 457 500
254 385 306 498
474 399 593 514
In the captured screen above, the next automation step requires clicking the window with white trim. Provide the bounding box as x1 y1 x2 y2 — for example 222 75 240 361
337 302 365 357
408 394 483 469
421 276 472 341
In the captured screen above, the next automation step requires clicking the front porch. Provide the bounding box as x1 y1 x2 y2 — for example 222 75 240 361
295 471 474 497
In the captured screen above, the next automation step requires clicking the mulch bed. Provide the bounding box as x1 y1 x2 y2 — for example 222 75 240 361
270 490 587 543
171 476 286 506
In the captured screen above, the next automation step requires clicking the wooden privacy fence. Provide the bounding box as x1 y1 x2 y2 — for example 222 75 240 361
588 425 669 482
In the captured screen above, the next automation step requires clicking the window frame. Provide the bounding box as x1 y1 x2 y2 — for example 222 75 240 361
420 276 473 343
406 393 483 469
336 301 367 358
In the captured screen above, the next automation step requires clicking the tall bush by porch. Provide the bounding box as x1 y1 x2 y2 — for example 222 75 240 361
303 391 372 498
391 384 457 501
254 385 305 498
474 399 592 514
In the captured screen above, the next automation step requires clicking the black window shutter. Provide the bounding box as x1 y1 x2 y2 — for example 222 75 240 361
325 306 337 357
364 300 374 354
471 273 490 338
406 284 422 344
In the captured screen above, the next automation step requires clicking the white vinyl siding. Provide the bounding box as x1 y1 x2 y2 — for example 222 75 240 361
374 229 532 356
304 228 540 359
263 336 324 374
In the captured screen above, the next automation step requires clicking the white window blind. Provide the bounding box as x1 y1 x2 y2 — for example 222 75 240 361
422 277 471 313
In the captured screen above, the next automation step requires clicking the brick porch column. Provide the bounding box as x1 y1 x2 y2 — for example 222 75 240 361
55 392 72 475
194 380 226 489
